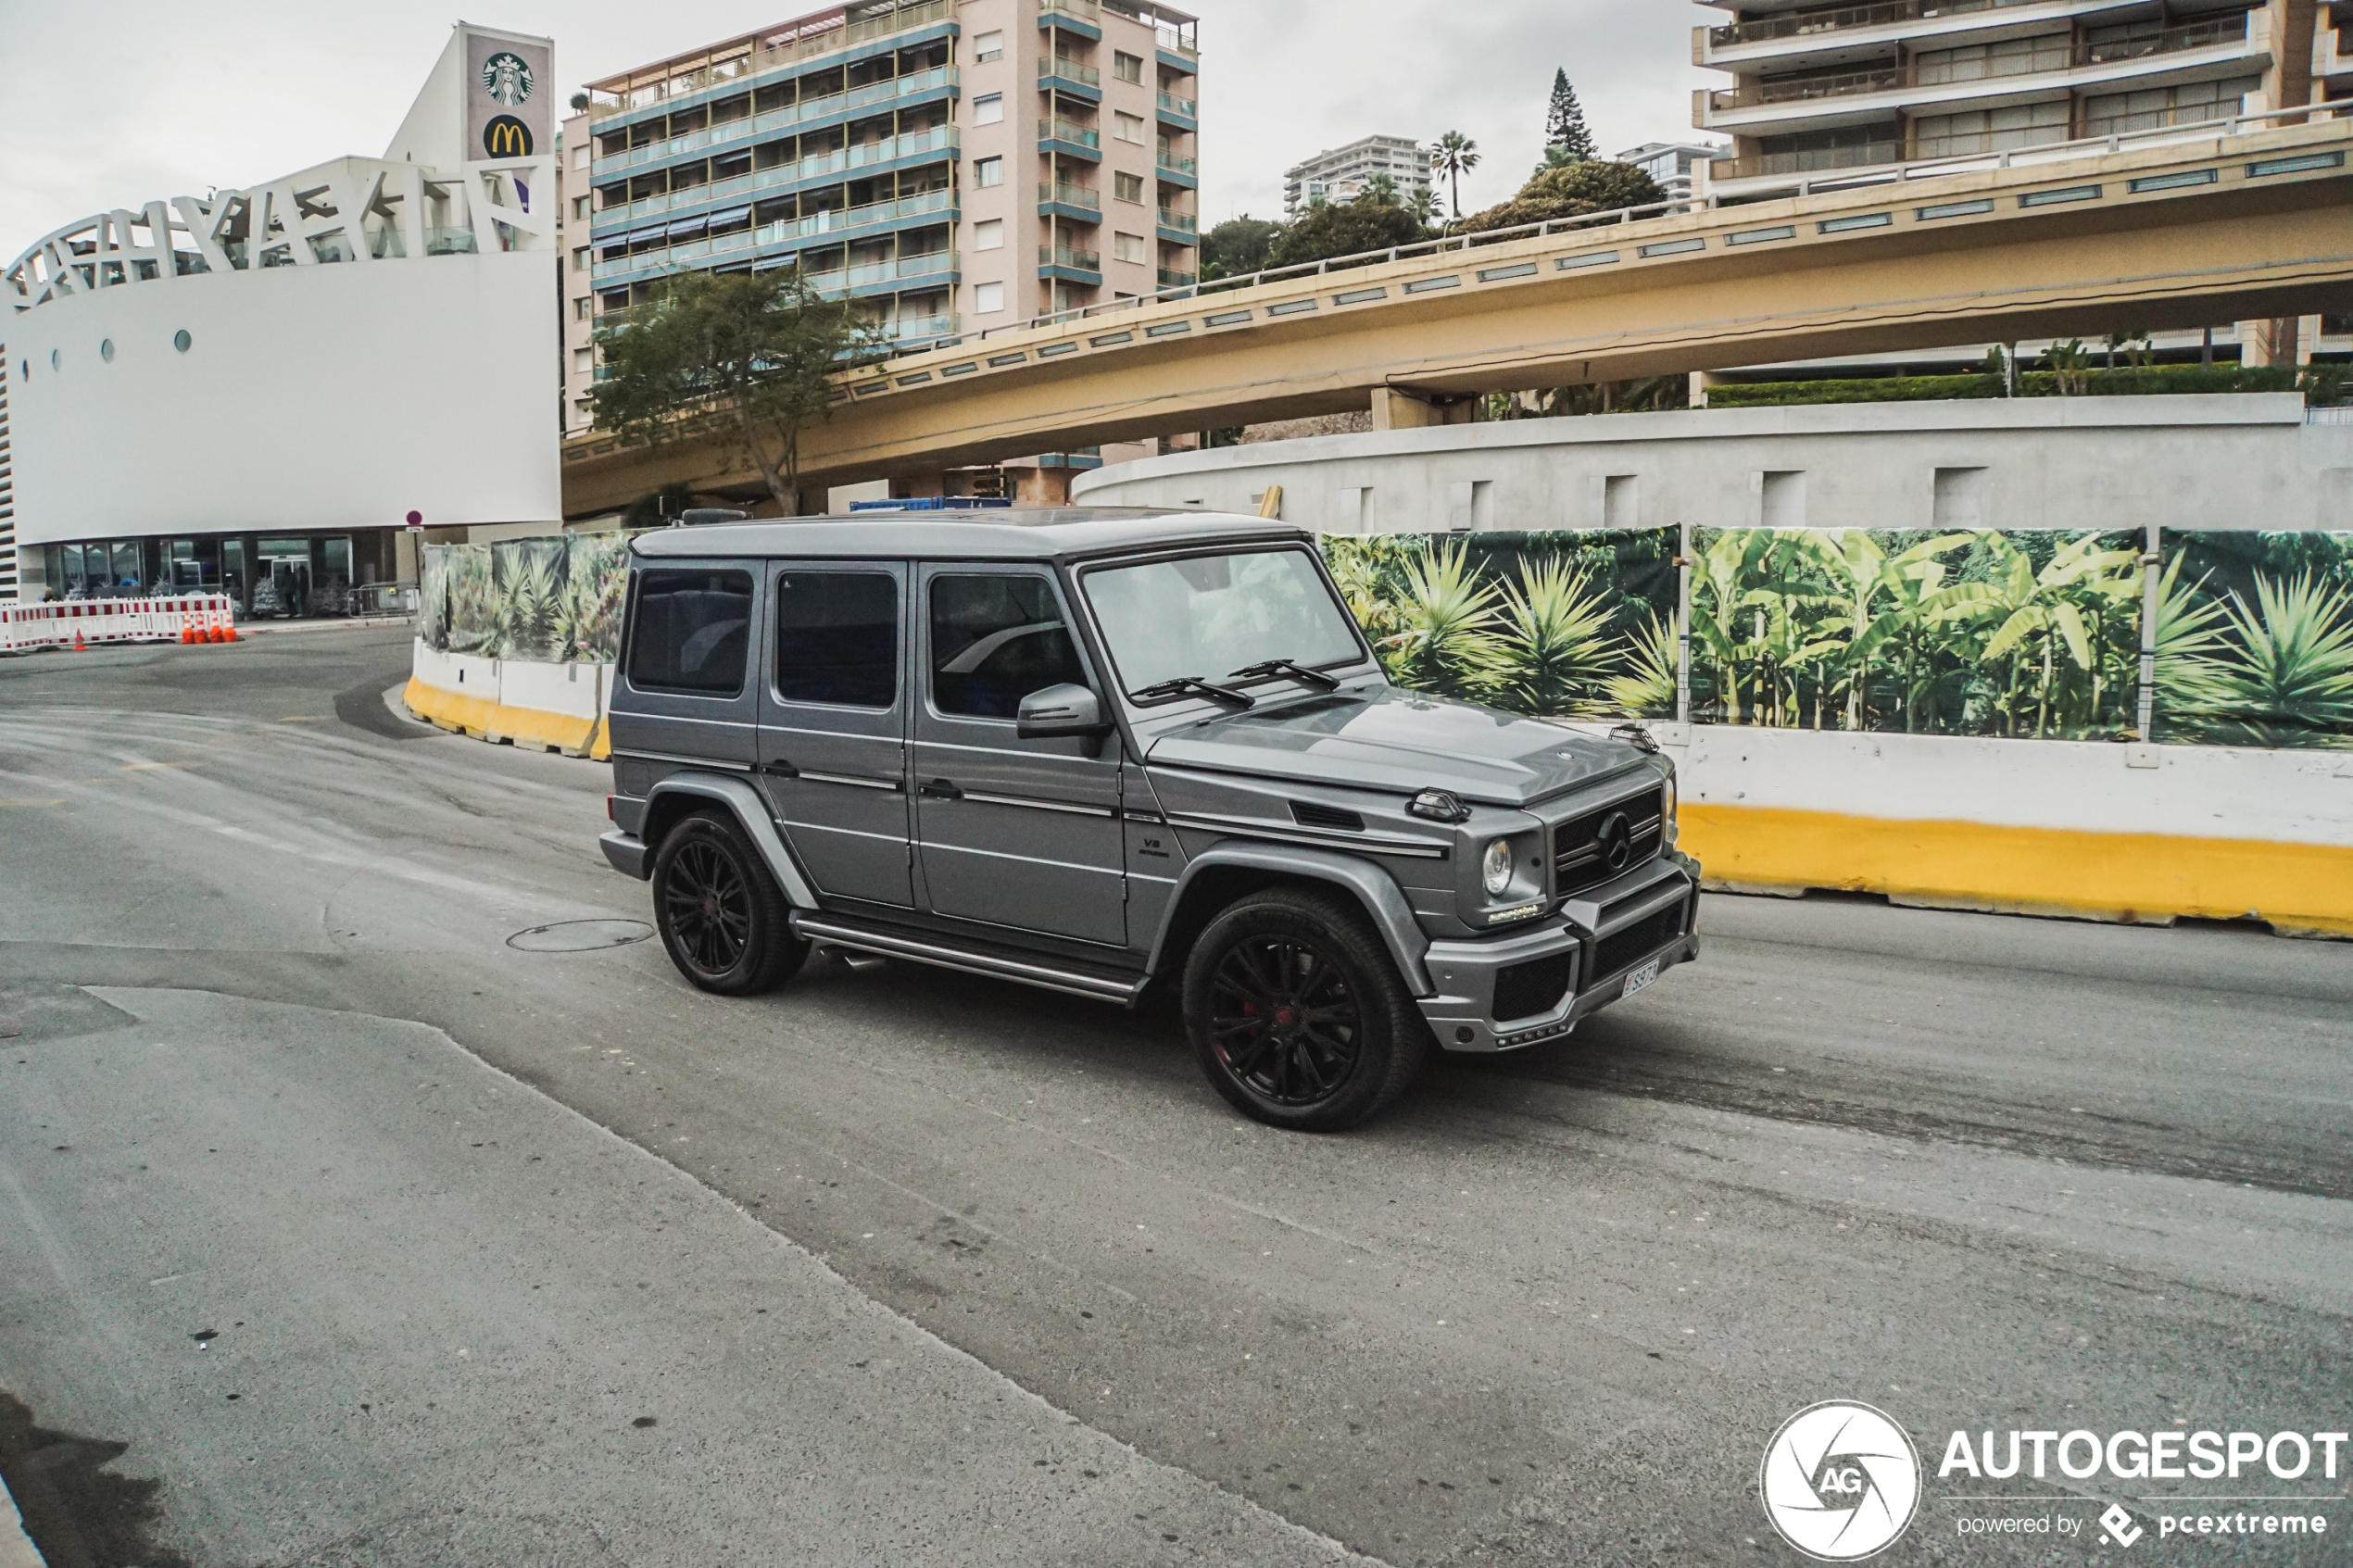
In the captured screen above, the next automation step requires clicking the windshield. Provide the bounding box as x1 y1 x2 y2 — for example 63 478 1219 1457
1082 548 1365 696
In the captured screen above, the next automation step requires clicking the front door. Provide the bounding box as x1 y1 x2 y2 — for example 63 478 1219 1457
754 560 914 909
912 566 1125 947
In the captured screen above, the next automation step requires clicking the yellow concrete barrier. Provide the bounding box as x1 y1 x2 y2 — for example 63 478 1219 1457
403 677 609 760
1681 804 2353 938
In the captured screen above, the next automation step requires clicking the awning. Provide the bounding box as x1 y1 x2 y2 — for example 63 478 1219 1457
664 215 709 239
707 205 753 229
623 225 668 247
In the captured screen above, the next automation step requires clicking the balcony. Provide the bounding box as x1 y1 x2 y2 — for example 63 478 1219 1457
1155 89 1197 129
1038 182 1102 221
1154 148 1199 188
880 311 960 345
1040 55 1102 96
586 0 959 119
1039 117 1103 160
593 65 958 182
591 182 957 284
1155 267 1194 289
1154 207 1196 245
1038 0 1103 40
1708 0 2064 51
1039 243 1101 282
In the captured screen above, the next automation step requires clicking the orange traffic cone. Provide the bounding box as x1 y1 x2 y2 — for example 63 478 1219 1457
180 625 194 645
72 631 86 651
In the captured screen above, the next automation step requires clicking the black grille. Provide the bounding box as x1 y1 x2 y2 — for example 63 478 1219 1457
1592 899 1687 981
1492 952 1577 1022
1552 785 1667 897
1290 800 1365 831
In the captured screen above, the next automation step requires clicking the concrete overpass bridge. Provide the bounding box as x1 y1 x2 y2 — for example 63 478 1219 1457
560 112 2353 515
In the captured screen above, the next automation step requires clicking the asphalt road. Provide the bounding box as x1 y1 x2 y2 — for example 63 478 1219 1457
1 627 2347 1568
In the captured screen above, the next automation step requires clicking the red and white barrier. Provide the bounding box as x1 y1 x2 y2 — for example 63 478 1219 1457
0 596 237 654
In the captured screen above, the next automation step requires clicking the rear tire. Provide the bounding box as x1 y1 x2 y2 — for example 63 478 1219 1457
650 810 808 996
1182 886 1429 1132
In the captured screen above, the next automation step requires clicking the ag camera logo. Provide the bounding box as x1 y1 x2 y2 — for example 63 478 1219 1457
1760 1401 1922 1561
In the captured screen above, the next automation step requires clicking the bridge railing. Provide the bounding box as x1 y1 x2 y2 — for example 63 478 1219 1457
824 105 2348 369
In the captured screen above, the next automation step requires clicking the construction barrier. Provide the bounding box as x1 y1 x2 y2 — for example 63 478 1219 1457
0 596 237 654
403 639 611 759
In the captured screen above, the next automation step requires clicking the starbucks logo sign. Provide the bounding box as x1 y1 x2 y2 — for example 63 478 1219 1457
482 51 535 107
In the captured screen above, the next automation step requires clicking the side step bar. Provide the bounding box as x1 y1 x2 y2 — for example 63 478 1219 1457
790 914 1147 1005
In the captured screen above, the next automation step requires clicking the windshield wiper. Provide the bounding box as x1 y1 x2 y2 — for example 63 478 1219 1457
1131 675 1257 709
1228 658 1340 691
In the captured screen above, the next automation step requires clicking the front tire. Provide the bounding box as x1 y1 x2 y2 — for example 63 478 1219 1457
1182 886 1428 1131
650 810 807 996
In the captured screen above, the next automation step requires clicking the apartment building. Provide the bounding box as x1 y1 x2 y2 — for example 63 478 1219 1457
1693 0 2342 201
1281 135 1433 220
1615 141 1726 201
560 0 1202 442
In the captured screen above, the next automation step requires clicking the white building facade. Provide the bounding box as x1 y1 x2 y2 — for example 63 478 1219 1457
1 25 563 608
1281 135 1433 220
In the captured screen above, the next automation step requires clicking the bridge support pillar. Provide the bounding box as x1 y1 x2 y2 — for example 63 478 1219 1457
1371 389 1478 430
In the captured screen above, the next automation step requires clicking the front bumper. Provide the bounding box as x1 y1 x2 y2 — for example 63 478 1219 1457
1416 852 1702 1053
599 830 650 880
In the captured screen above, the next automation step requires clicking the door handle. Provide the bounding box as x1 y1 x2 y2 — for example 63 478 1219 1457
918 778 963 800
759 759 800 779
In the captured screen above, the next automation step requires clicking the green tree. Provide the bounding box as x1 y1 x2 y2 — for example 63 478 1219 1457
1543 69 1595 163
1265 200 1429 270
1357 171 1401 207
1405 185 1441 225
590 269 877 515
1200 214 1281 281
1377 541 1502 696
1459 158 1663 234
1476 559 1619 715
1433 130 1480 220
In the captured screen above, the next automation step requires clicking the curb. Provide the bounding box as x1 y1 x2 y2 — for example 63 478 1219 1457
0 1472 43 1568
402 676 610 760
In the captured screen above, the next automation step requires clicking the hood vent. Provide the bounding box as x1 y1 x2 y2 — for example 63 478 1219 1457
1290 800 1366 832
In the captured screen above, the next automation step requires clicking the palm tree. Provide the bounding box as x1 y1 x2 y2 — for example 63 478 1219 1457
2203 571 2353 746
1434 131 1480 221
1379 540 1501 696
1356 171 1401 207
1605 609 1680 720
1405 185 1441 225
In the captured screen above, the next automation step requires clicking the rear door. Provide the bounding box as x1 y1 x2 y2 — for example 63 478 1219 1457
911 564 1126 947
754 559 913 909
613 560 762 770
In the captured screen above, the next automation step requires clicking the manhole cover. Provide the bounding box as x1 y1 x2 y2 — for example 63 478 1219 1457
507 920 655 953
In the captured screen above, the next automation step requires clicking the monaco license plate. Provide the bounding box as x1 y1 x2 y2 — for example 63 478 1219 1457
1620 959 1661 999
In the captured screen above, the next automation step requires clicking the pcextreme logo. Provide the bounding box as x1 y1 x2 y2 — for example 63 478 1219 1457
1760 1401 1924 1562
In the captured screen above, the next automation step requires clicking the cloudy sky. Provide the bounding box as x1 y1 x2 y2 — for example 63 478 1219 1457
0 0 1712 254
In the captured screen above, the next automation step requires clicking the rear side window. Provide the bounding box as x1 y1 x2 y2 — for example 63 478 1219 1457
930 573 1088 719
628 569 753 696
774 570 898 709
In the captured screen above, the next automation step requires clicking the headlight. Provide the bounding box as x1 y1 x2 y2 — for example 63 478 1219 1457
1481 836 1514 897
1661 773 1679 847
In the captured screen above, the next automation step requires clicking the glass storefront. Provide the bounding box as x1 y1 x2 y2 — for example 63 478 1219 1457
38 530 397 617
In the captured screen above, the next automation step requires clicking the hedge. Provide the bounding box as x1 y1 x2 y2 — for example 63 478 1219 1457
1705 363 2346 409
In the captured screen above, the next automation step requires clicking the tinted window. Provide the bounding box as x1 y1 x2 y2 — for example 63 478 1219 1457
774 570 898 709
929 573 1088 720
628 569 753 696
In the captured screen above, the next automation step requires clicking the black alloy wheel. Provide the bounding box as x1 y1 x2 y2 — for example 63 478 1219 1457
1209 934 1363 1106
1182 886 1428 1131
649 810 808 997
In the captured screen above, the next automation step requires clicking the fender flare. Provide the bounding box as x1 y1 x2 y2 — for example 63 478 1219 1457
1147 843 1434 997
645 773 819 909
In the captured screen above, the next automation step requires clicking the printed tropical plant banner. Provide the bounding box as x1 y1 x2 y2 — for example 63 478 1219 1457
2155 531 2353 749
422 533 639 662
1323 530 1678 719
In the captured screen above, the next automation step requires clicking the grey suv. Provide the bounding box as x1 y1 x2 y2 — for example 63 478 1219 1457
598 508 1700 1130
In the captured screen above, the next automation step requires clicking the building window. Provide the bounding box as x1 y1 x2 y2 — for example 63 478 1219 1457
974 92 1003 126
1113 50 1144 83
975 218 1004 251
2084 75 2259 138
574 296 595 320
573 246 591 270
1114 231 1145 264
1114 171 1144 203
1114 111 1145 144
975 157 1004 188
574 145 590 169
573 195 590 220
574 347 595 373
1915 100 2069 157
1912 32 2070 86
975 281 1005 313
973 29 1003 63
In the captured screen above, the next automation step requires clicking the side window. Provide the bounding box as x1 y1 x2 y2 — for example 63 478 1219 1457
627 569 753 696
929 573 1088 720
774 569 898 709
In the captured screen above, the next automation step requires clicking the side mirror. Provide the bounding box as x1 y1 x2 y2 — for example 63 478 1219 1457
1016 683 1111 740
